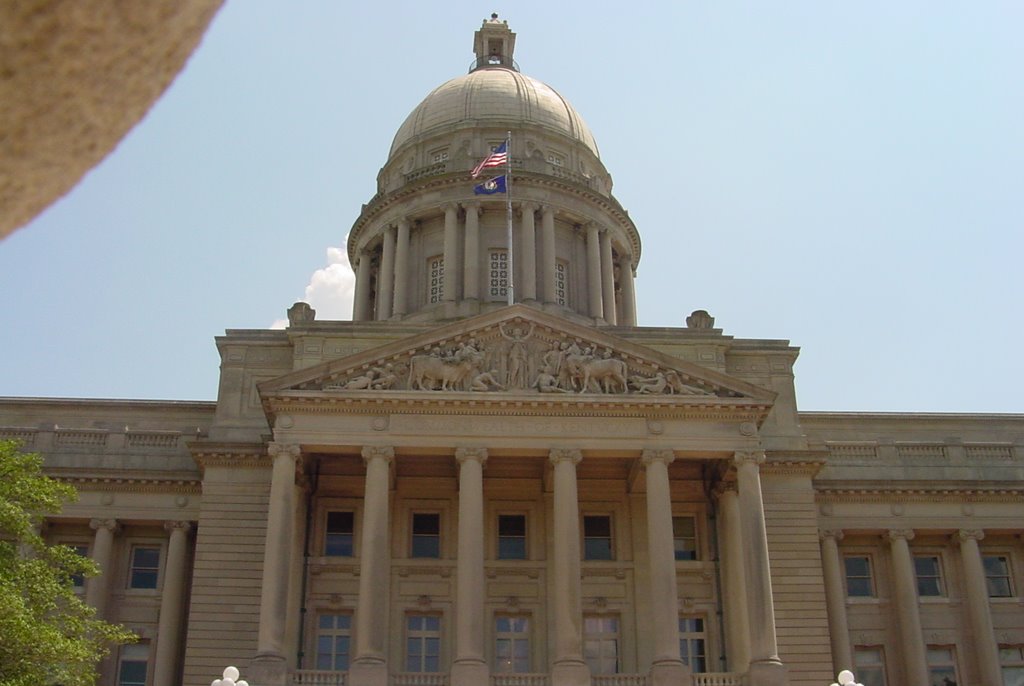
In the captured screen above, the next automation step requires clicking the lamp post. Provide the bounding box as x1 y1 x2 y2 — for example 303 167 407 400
829 669 863 686
211 666 250 686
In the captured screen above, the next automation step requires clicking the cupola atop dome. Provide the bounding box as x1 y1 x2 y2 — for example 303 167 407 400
471 13 518 72
349 17 641 328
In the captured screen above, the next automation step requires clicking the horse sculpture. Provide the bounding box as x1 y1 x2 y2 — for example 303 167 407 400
565 354 628 394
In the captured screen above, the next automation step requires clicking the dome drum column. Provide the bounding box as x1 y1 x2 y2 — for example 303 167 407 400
619 253 636 326
353 252 373 321
377 226 396 320
519 202 538 302
585 224 604 322
600 230 616 325
462 202 481 303
442 203 461 313
540 206 557 306
393 220 411 317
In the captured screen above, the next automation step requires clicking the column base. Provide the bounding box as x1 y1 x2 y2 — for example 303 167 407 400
649 659 691 686
348 658 389 686
248 652 288 686
451 659 489 686
551 659 590 686
747 658 788 686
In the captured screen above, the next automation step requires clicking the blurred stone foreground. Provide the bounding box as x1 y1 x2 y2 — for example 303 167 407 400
0 0 223 240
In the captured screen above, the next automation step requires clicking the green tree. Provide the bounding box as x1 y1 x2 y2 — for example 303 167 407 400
0 439 136 686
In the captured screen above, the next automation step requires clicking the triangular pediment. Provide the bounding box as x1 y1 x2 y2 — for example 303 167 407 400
260 306 775 411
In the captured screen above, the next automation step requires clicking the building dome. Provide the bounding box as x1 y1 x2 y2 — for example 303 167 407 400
388 68 600 161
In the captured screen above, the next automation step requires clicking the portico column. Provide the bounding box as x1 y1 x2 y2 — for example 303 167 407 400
463 203 480 301
599 230 616 324
354 252 373 321
255 443 301 667
733 451 786 685
519 203 537 301
819 529 852 675
452 448 489 686
351 446 395 686
619 254 636 326
958 529 1001 686
86 518 118 618
641 450 688 686
443 203 460 303
716 483 751 672
393 220 411 316
887 529 928 685
540 206 557 303
153 521 192 686
378 225 396 320
549 449 590 686
585 225 603 319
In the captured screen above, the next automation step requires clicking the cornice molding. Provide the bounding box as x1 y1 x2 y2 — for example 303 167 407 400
58 475 201 495
816 484 1024 503
189 442 270 470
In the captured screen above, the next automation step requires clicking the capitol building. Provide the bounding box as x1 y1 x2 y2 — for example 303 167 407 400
2 16 1022 686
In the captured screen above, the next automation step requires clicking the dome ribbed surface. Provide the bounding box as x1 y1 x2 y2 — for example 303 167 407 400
389 68 599 159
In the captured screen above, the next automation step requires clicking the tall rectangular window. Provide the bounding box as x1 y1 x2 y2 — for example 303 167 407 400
68 543 89 589
405 615 441 672
411 513 441 558
488 249 509 301
583 515 612 561
672 516 698 561
316 614 352 671
854 646 887 686
915 556 946 597
983 555 1013 597
584 615 619 674
678 616 707 673
325 511 354 557
1000 646 1024 686
428 256 444 304
555 261 567 306
128 546 160 589
117 643 149 686
844 555 875 597
497 514 527 560
926 646 959 686
494 616 530 673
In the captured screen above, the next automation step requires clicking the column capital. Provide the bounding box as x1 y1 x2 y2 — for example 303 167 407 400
958 529 985 543
164 521 193 535
455 447 488 465
585 223 600 236
268 442 301 461
819 529 845 542
712 480 739 499
549 448 582 466
641 449 675 467
90 518 119 533
519 200 539 214
361 445 395 465
397 217 411 229
442 202 459 215
888 528 916 543
733 450 766 467
461 201 481 215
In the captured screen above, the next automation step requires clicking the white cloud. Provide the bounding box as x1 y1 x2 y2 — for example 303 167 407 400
273 243 356 327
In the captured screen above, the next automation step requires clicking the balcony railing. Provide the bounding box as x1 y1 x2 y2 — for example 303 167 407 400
290 670 346 686
393 674 449 686
491 674 549 686
693 674 743 686
593 675 648 686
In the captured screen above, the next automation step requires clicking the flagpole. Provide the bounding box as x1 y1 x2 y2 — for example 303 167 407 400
505 130 514 306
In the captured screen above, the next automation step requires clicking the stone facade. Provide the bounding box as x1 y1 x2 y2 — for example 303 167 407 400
2 15 1023 686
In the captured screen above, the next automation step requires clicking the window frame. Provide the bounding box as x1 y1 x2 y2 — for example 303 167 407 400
496 513 528 560
678 615 708 674
410 512 442 559
126 543 163 591
427 254 445 304
1000 645 1024 686
926 645 960 686
672 515 699 562
843 554 876 598
583 614 620 675
404 613 443 673
60 541 90 591
582 514 614 561
493 614 531 674
982 554 1014 598
324 510 355 557
315 612 353 672
487 248 510 302
914 554 947 598
854 645 888 686
117 642 149 686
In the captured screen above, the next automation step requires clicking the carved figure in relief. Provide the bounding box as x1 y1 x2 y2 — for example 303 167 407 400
534 366 570 393
499 322 535 389
409 349 484 391
470 369 505 392
343 369 378 390
664 370 711 396
631 372 669 394
575 356 629 394
371 364 398 390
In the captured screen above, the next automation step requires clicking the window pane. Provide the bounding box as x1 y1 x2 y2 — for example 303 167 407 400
673 516 697 561
584 516 611 537
584 516 613 560
499 515 526 536
129 547 160 589
983 556 1012 597
844 556 875 597
413 513 440 535
326 511 354 556
412 513 441 558
915 556 944 596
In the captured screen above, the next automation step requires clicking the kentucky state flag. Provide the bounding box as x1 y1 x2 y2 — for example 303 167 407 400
473 175 507 195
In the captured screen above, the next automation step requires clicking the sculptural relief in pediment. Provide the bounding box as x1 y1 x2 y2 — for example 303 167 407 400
316 317 732 398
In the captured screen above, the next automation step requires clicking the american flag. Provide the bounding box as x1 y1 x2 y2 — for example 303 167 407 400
471 141 508 178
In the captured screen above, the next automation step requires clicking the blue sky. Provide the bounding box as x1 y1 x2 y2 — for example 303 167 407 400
2 2 1022 412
